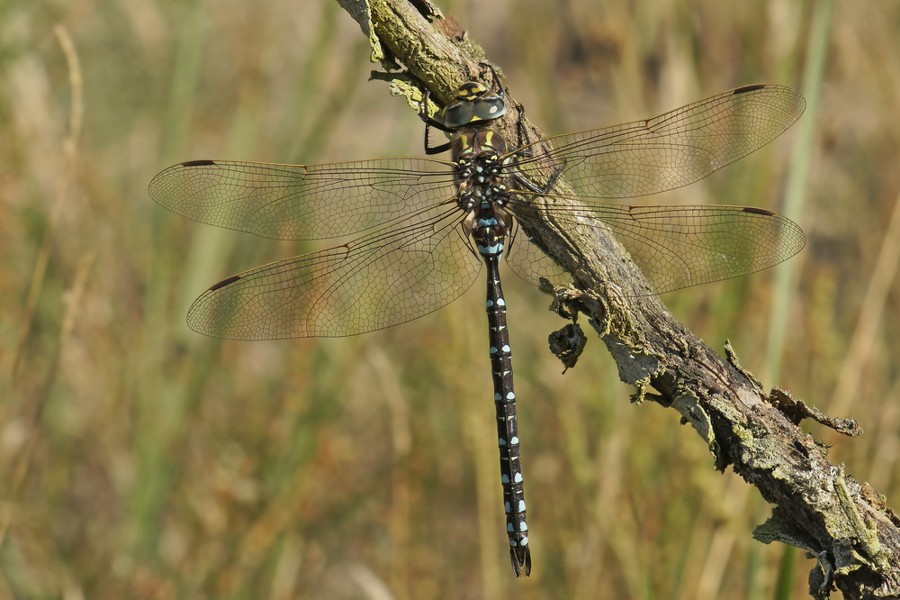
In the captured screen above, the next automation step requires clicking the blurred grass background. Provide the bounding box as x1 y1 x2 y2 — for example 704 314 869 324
2 0 899 598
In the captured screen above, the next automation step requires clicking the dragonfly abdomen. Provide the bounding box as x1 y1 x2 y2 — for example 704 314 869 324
482 249 531 576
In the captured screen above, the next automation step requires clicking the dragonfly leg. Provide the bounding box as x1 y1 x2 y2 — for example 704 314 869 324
512 158 566 196
505 94 568 196
420 87 453 155
511 100 534 155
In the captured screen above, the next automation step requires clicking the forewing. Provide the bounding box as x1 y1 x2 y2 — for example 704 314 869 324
514 85 805 199
148 158 456 240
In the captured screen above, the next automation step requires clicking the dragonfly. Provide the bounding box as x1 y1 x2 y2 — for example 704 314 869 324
149 71 806 576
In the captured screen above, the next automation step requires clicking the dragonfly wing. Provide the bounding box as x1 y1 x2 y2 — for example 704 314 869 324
149 157 457 240
504 219 569 286
507 198 805 294
185 205 481 339
514 85 805 200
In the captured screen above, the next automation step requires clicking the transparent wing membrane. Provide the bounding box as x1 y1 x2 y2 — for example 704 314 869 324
186 205 480 339
505 198 805 293
152 84 806 340
149 158 456 240
513 85 805 200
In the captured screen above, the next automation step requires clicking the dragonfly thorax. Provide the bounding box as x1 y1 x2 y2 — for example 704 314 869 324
452 127 515 259
453 129 513 214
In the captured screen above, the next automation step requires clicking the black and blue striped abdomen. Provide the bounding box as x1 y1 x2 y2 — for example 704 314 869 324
472 210 531 576
484 256 531 576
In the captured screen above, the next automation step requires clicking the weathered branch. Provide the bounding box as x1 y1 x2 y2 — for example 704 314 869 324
337 1 900 597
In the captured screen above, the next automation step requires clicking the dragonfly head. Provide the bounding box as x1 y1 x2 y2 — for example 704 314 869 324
440 80 508 129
